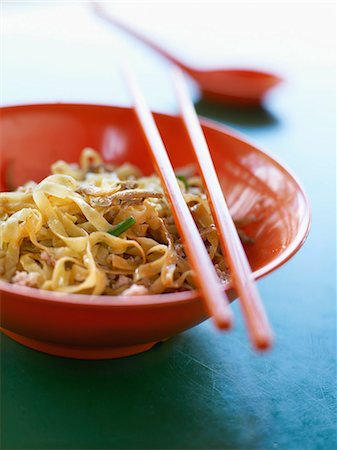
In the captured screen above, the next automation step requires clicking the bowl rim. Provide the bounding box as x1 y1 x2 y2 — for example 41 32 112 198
0 102 311 308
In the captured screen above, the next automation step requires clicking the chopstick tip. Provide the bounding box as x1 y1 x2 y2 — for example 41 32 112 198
252 332 274 352
213 310 234 331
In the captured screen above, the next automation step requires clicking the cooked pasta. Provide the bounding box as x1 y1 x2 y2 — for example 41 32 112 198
0 148 236 295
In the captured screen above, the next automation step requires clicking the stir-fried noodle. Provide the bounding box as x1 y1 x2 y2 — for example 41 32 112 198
0 149 237 296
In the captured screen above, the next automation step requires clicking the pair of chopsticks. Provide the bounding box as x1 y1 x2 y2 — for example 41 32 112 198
123 65 273 350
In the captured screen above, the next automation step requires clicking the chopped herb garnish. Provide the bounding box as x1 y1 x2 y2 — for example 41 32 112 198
107 217 136 236
176 174 189 189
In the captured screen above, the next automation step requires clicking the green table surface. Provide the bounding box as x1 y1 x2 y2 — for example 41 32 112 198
1 3 336 449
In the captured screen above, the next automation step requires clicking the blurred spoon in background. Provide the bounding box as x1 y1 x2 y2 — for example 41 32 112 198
93 2 282 108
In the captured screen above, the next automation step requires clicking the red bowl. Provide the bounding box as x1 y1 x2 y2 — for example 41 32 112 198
0 104 310 359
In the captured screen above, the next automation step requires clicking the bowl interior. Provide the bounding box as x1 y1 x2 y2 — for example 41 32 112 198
0 103 310 291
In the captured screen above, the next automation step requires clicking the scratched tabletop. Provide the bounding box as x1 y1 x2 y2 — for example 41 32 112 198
1 3 336 450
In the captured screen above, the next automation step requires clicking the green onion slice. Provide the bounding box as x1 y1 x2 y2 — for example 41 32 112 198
176 174 189 189
107 217 136 236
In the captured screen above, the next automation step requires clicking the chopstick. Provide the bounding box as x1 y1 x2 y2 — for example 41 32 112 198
123 64 233 330
171 68 273 350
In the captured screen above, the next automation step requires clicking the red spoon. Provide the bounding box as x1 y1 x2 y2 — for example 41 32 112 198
93 2 282 107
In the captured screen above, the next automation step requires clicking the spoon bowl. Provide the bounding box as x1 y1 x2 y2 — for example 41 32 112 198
188 68 282 106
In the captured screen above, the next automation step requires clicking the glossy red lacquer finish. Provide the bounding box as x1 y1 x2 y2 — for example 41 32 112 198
0 104 310 359
172 68 273 350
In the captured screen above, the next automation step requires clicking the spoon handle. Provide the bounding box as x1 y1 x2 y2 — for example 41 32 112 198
93 2 189 71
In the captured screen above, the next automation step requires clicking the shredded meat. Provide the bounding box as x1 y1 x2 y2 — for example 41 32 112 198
77 184 119 197
11 271 40 287
87 162 117 173
116 180 138 190
214 264 230 285
174 240 186 258
114 275 130 288
89 190 163 207
40 251 56 266
122 284 149 296
77 180 138 197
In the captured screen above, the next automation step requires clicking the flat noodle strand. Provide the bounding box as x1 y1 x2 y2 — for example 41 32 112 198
0 149 233 294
